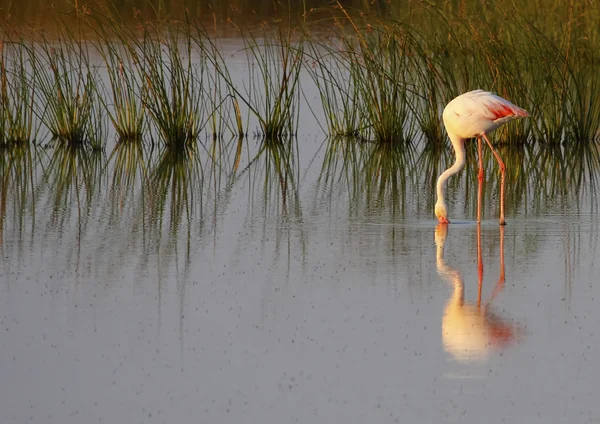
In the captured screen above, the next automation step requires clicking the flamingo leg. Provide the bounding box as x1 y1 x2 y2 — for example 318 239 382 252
485 225 506 308
481 133 506 225
477 137 484 223
477 222 483 308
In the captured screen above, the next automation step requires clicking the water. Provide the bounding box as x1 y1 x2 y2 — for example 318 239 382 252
2 131 599 424
2 20 600 424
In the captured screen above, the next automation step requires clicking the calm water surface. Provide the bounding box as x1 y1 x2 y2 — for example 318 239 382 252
1 41 600 424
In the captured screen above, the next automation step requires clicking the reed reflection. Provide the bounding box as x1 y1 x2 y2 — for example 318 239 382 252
435 224 521 363
243 137 302 218
0 143 42 246
316 137 418 217
43 143 105 229
108 140 149 210
235 136 305 266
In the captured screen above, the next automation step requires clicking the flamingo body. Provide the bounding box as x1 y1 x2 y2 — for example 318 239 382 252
435 90 529 224
443 90 529 138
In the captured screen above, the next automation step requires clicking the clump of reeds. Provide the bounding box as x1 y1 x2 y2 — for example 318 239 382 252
1 0 600 152
187 20 246 139
0 39 37 147
305 31 364 137
309 6 417 145
346 23 414 145
136 24 206 148
32 25 104 149
224 22 304 139
97 42 145 143
567 54 600 144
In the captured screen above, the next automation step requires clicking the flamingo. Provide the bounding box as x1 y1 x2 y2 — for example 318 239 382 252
435 90 529 225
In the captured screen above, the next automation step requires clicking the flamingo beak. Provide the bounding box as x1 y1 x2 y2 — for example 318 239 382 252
438 216 450 224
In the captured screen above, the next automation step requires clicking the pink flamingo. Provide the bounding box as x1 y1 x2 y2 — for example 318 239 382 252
435 90 529 225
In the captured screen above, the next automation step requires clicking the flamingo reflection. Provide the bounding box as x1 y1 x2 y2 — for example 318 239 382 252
435 224 521 363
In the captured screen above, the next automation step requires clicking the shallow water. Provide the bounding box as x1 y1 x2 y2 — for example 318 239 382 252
1 128 600 424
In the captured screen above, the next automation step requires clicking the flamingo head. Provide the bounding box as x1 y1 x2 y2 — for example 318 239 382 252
435 201 450 224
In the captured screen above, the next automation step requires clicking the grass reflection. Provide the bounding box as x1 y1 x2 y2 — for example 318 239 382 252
0 143 41 245
147 145 205 233
448 140 600 220
362 142 417 215
106 139 150 223
317 137 418 217
234 136 306 266
44 143 105 222
242 137 302 218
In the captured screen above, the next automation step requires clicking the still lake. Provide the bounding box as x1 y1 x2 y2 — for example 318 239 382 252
1 28 600 424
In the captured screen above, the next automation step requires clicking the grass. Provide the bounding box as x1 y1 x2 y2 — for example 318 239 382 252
0 0 598 205
31 23 105 148
305 36 364 137
96 39 145 143
223 22 304 139
1 1 599 146
187 19 245 139
0 39 37 146
136 24 207 148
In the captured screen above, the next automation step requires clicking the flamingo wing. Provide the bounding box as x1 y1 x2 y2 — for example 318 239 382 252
444 90 529 137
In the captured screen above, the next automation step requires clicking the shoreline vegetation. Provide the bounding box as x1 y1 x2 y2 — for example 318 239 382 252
0 0 599 232
0 0 598 147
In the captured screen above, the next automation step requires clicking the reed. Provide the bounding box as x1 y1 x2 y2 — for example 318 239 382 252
133 23 207 148
343 21 415 145
96 40 145 142
1 1 600 149
305 31 364 137
31 24 104 148
187 20 246 139
0 39 37 146
225 23 304 139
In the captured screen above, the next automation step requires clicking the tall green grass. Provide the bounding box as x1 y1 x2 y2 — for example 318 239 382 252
0 39 37 146
1 1 600 147
137 25 207 148
31 24 105 148
305 36 364 137
187 20 246 139
96 40 145 142
217 22 304 139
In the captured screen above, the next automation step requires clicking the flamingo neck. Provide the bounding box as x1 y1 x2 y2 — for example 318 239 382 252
436 132 466 205
435 229 464 306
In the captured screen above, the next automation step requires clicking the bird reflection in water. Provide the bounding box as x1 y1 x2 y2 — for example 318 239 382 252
435 223 522 363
